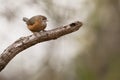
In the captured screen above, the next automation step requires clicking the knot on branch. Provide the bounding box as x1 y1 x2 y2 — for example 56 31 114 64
70 21 82 27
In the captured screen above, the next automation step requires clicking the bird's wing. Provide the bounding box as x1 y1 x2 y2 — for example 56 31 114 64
27 17 36 25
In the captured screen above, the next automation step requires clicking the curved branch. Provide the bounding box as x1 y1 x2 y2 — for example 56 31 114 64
0 21 82 72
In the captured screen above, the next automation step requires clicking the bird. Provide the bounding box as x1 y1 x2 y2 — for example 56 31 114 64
23 15 47 33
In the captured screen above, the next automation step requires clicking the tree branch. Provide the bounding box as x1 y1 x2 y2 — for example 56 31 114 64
0 21 82 72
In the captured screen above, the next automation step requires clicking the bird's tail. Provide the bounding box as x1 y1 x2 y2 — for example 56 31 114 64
23 17 29 22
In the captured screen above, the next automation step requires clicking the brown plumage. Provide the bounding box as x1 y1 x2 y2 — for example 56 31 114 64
23 15 47 32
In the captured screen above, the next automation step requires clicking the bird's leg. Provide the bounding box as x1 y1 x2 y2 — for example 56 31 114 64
42 29 46 32
33 32 40 37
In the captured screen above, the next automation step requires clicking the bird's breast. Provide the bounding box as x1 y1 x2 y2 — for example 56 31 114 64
27 22 46 32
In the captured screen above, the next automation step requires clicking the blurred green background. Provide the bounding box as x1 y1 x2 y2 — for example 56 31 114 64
0 0 120 80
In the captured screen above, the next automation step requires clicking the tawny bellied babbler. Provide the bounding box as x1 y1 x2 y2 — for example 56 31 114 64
23 15 47 32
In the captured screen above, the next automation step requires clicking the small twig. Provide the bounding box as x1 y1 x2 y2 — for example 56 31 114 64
0 21 82 72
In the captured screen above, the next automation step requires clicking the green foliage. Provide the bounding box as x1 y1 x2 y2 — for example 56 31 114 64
76 56 96 80
104 57 120 80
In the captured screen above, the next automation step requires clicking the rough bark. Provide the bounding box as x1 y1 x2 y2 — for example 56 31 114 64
0 21 82 72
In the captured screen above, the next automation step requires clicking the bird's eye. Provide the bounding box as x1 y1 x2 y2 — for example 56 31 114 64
42 17 46 20
42 18 48 22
